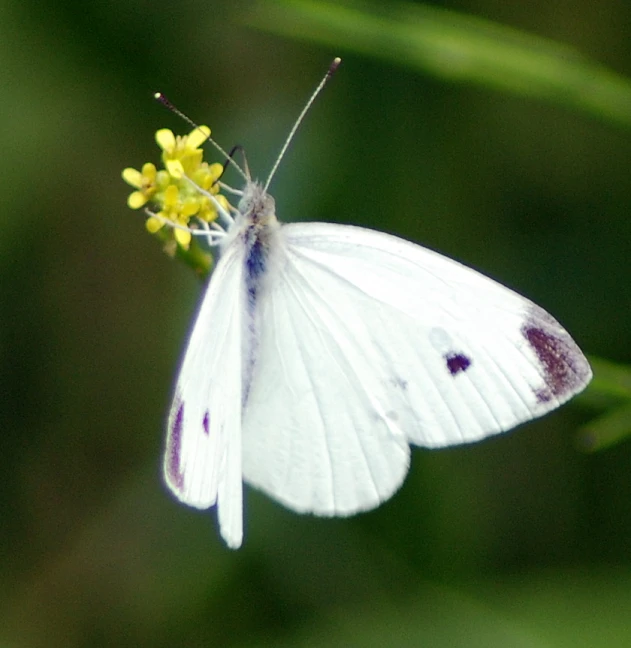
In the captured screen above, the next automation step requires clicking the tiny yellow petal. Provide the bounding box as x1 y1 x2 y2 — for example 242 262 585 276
128 191 148 209
165 159 184 178
199 206 218 223
174 228 191 248
208 162 224 180
180 149 203 175
217 195 230 211
182 201 200 218
145 216 164 233
187 125 211 149
122 168 142 188
198 174 212 191
155 129 176 151
141 162 157 179
163 184 179 206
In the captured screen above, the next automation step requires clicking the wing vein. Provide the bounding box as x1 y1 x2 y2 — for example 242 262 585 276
283 252 400 503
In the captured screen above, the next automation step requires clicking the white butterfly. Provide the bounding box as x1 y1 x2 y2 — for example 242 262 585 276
161 59 592 548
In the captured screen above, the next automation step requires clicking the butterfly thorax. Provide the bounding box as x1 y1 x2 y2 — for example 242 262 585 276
231 180 280 291
221 179 280 253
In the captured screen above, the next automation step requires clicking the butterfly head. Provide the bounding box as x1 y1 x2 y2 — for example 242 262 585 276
237 180 277 229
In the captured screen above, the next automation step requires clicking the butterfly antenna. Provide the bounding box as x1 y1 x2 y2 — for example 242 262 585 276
264 57 341 191
154 92 248 182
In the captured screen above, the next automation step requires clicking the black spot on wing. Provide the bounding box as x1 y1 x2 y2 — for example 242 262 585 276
203 410 210 435
167 399 185 491
521 312 591 403
445 352 471 376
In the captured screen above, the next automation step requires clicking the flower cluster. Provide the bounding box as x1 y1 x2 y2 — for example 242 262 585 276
122 126 228 250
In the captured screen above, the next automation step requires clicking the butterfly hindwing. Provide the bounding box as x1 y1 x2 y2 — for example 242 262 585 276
241 243 412 515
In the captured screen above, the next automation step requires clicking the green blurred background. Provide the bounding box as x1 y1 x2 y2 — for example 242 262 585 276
2 0 631 645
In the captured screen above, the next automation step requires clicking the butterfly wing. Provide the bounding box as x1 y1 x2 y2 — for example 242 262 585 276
164 242 246 549
241 222 591 515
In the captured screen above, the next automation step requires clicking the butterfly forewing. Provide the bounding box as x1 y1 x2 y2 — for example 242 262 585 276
164 242 246 548
239 222 591 514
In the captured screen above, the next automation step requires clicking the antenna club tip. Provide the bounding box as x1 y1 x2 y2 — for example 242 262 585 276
330 57 342 73
154 92 170 107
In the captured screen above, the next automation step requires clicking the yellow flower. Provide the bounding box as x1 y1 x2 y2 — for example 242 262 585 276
123 125 228 252
156 126 211 178
189 162 226 223
147 184 197 249
121 162 158 209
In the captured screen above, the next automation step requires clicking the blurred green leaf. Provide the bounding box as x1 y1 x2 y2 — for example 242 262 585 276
245 0 631 128
585 356 631 400
577 402 631 452
576 357 631 451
